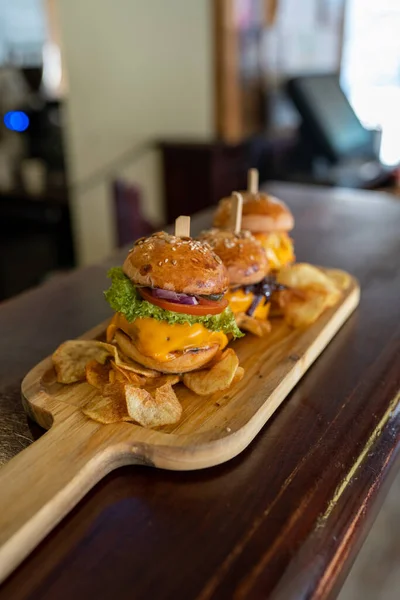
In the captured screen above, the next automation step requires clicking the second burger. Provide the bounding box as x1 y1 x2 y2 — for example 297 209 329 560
198 228 283 337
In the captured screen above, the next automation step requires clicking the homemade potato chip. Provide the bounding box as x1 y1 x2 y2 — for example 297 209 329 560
277 263 341 300
82 382 132 424
236 313 271 337
278 290 328 328
125 383 182 428
183 349 239 396
144 374 180 389
327 269 351 291
110 361 147 385
275 263 344 328
52 340 112 384
204 349 224 369
95 341 159 378
232 366 245 385
85 360 111 390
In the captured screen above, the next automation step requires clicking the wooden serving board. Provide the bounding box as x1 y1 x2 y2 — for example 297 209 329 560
0 271 359 583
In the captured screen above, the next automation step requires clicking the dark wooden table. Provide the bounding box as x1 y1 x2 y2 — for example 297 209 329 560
0 183 399 600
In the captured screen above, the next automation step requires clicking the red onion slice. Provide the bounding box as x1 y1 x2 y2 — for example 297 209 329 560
151 288 198 305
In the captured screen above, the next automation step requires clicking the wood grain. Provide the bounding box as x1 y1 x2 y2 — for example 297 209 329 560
0 183 399 600
0 273 359 584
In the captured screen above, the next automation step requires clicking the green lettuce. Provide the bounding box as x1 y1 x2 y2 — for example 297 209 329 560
104 267 243 338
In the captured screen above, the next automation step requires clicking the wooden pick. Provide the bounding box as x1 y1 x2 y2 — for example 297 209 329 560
248 168 259 194
231 192 243 234
175 215 191 237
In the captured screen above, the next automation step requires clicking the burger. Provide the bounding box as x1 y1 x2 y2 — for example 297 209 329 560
198 229 282 336
104 231 243 374
213 190 295 271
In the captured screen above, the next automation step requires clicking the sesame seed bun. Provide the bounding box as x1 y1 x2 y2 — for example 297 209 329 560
123 231 229 295
213 192 294 233
115 330 220 373
198 229 269 286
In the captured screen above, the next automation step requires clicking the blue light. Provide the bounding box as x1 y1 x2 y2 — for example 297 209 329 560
3 111 30 132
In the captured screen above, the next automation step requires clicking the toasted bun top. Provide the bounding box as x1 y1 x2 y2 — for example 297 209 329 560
213 191 294 233
198 229 269 286
123 231 229 295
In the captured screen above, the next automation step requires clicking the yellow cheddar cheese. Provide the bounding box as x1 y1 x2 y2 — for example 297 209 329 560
225 289 270 321
107 313 228 362
253 232 295 270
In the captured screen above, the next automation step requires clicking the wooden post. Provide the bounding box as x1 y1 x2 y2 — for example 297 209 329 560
231 192 243 234
248 168 259 194
175 216 191 237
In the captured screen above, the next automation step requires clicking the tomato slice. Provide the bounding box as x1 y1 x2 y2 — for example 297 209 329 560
138 288 228 315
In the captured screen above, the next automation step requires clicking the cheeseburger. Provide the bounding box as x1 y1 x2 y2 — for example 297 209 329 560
199 228 281 335
213 169 295 270
104 231 242 374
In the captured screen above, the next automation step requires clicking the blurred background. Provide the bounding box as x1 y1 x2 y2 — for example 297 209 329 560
0 0 399 300
0 2 399 596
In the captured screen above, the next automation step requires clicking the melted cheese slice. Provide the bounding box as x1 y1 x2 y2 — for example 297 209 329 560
225 289 270 321
107 313 228 362
253 232 295 270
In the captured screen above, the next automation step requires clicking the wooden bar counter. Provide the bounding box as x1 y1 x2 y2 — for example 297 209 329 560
0 183 399 600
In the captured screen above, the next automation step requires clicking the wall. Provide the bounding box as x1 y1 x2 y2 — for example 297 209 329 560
57 0 214 265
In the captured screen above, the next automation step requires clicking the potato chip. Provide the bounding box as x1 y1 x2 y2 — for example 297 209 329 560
204 349 224 369
52 340 112 384
183 349 240 396
82 382 132 424
279 290 328 328
236 313 271 337
144 374 180 389
275 263 344 328
232 366 245 385
85 360 111 390
95 341 159 378
110 361 147 386
125 383 182 428
327 269 351 291
277 263 340 297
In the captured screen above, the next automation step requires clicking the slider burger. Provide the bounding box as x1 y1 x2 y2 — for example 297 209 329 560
104 231 243 374
198 228 282 336
213 169 295 271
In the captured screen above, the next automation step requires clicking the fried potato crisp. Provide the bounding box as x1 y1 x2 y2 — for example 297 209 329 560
278 290 328 328
109 361 147 385
232 366 245 385
125 383 182 428
144 374 180 389
276 263 344 328
85 360 111 390
236 313 271 337
183 349 239 396
95 341 159 378
52 340 112 384
52 339 159 385
327 269 351 291
82 383 132 424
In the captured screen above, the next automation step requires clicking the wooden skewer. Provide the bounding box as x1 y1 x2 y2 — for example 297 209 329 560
175 215 191 237
231 192 243 234
248 168 259 194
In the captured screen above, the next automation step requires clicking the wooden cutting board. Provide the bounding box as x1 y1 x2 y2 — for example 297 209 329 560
0 270 359 583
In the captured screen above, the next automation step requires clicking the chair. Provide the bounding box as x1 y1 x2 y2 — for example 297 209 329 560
112 179 157 247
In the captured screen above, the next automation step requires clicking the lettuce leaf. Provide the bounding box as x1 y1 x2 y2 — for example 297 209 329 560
104 267 243 338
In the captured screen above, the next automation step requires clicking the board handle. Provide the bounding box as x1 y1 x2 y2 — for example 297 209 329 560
0 414 127 584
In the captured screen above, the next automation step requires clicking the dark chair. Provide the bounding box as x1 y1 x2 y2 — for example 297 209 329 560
112 179 158 247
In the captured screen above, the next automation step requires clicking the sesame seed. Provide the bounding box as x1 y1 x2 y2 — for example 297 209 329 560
171 259 177 265
164 258 169 263
158 261 163 266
